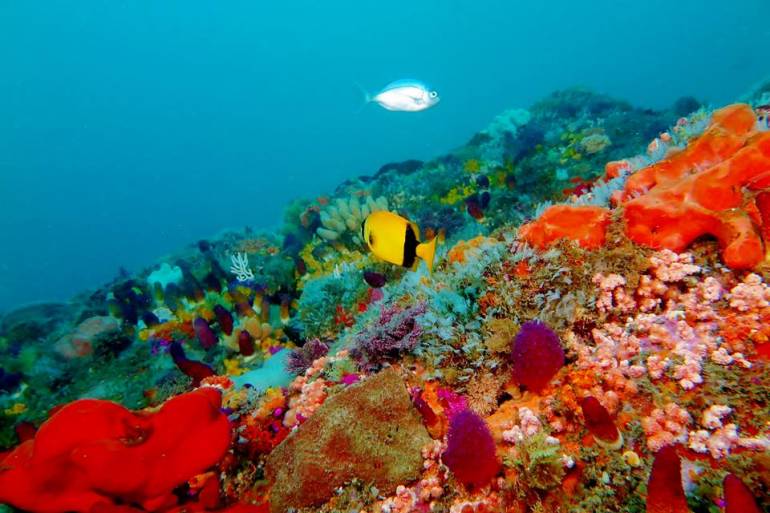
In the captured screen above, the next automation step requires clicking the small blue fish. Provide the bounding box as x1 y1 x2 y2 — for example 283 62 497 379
363 79 440 112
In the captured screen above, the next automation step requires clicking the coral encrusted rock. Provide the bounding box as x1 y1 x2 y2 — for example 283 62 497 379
265 367 431 513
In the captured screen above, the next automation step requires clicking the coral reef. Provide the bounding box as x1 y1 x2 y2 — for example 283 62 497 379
3 87 770 513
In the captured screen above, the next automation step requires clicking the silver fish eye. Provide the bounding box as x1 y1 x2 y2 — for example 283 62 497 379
429 91 438 98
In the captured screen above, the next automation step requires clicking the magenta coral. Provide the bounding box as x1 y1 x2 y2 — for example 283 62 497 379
286 338 329 375
441 409 500 488
510 320 564 392
350 302 426 370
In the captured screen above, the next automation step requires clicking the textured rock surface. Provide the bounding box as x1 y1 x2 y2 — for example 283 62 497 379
265 367 430 513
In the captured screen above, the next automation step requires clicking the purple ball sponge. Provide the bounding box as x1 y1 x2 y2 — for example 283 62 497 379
441 409 500 488
510 320 564 392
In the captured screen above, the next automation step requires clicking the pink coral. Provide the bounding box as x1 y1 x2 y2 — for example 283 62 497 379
687 407 769 459
727 273 770 312
593 273 635 314
701 405 732 429
690 424 740 459
501 407 542 444
282 377 328 428
379 485 418 513
378 441 445 513
581 254 766 391
648 249 701 282
642 403 692 452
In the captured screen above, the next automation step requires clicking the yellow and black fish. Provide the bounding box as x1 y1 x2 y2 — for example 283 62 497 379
362 211 437 272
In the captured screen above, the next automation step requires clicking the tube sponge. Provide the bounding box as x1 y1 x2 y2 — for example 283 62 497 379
723 474 761 513
645 445 689 513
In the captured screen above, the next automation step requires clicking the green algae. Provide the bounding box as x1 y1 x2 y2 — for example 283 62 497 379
504 431 565 492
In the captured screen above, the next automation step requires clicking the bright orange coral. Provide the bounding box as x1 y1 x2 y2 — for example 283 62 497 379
518 205 610 249
621 104 770 269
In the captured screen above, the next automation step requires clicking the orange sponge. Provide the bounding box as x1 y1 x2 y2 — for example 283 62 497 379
621 104 770 269
518 205 610 250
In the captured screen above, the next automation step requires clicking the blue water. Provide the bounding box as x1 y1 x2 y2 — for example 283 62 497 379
1 0 768 313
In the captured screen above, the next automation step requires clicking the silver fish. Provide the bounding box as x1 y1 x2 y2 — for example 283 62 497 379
364 79 440 112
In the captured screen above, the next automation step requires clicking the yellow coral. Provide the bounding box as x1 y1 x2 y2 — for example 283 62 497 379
464 159 481 173
224 357 244 376
440 184 475 205
447 236 498 264
5 403 26 415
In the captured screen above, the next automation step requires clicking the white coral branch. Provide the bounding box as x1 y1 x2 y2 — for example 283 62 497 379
230 252 254 282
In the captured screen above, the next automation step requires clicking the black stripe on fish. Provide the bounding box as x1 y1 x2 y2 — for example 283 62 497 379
361 220 366 243
403 224 418 268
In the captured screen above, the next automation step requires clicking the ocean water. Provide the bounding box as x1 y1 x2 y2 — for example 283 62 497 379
1 0 769 313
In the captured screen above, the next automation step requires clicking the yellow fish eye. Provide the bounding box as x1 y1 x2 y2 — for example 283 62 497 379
369 234 375 245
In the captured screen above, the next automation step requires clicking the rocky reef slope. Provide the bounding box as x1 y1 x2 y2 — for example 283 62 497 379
2 83 770 513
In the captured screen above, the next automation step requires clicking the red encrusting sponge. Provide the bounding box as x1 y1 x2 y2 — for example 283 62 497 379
580 396 623 449
645 445 689 513
723 473 761 513
0 388 231 513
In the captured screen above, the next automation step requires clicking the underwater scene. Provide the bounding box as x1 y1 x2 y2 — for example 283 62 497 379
2 2 770 512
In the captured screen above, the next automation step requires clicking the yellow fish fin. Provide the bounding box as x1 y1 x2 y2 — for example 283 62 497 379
416 237 437 273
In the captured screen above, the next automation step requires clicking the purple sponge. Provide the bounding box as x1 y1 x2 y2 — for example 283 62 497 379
511 320 564 392
442 409 500 488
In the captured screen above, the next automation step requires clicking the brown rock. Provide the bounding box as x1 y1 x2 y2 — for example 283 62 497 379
265 367 430 513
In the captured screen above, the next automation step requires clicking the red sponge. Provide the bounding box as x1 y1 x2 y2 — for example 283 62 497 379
724 474 761 513
580 396 622 449
0 388 231 513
